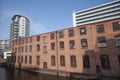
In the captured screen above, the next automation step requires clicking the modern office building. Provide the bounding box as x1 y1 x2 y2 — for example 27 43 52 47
73 0 120 26
8 18 120 78
10 15 30 41
0 40 10 58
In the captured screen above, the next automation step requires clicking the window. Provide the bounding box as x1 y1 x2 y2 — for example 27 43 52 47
43 62 47 69
25 56 27 64
37 44 40 51
59 31 64 38
25 46 28 52
51 55 56 66
36 56 40 65
80 27 86 35
115 36 120 46
96 24 104 33
18 56 20 63
69 29 74 37
100 55 110 69
98 37 107 48
22 46 24 52
43 46 47 53
22 39 24 44
37 36 40 41
29 45 32 52
60 55 65 67
60 41 64 49
51 42 55 50
81 39 88 48
25 38 28 44
118 55 120 65
51 33 54 40
83 55 90 68
29 56 32 64
29 37 32 43
70 55 77 67
21 56 23 63
43 36 47 43
112 22 120 31
69 40 75 49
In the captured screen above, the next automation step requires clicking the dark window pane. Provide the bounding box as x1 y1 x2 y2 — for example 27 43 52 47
69 30 74 37
36 56 40 65
59 31 64 38
112 22 120 31
51 33 54 40
37 36 40 41
29 37 32 43
96 24 104 33
100 55 110 69
60 55 65 67
37 44 40 51
51 55 55 66
43 62 47 69
51 42 55 50
83 55 90 68
60 41 64 49
70 55 76 67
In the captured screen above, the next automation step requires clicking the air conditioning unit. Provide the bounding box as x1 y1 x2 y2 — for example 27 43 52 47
98 43 107 47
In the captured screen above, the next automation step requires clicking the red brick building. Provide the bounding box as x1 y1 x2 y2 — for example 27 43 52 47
7 19 120 78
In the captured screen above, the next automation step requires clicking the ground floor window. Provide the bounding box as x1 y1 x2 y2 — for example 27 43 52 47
43 62 47 69
100 55 110 69
83 55 90 68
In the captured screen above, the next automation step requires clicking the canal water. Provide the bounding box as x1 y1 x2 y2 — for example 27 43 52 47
0 66 66 80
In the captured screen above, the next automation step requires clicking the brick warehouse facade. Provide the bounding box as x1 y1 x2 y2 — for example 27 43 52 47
7 19 120 77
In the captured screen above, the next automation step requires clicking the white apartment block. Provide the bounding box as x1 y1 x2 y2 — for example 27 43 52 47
73 0 120 27
10 15 30 41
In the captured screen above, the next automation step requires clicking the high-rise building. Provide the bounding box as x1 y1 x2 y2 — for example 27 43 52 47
73 0 120 27
0 39 10 54
10 15 30 41
0 39 11 60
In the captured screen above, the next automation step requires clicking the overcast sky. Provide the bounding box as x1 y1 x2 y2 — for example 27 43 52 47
0 0 114 40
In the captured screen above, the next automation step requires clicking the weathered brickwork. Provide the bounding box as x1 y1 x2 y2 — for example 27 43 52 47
8 19 120 77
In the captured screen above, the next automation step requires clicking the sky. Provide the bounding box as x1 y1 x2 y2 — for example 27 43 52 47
0 0 114 40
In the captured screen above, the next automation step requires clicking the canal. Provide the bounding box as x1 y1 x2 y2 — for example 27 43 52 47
0 66 66 80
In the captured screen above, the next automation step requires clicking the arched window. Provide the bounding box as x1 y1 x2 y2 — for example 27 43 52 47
51 55 55 66
100 55 110 69
70 55 76 67
60 55 65 66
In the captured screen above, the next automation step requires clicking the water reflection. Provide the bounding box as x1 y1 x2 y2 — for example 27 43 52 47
0 67 66 80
